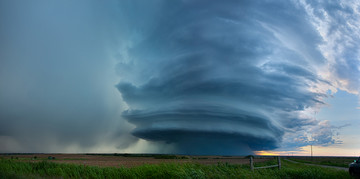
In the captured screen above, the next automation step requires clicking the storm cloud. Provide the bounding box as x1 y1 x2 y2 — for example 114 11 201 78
1 0 359 155
0 0 137 152
115 0 340 155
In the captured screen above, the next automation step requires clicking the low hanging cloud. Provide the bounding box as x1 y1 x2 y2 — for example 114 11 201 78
115 0 353 155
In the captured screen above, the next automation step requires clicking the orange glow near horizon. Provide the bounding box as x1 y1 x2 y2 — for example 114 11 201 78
255 151 280 156
256 145 360 157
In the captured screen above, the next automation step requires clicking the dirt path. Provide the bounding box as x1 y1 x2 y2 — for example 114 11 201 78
284 159 348 171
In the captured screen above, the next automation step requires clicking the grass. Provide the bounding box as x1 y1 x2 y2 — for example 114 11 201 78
153 155 189 159
288 157 356 168
254 158 278 168
87 153 191 159
5 157 88 161
0 158 352 179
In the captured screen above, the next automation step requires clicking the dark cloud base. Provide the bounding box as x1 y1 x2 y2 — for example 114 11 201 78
133 129 278 155
122 106 283 155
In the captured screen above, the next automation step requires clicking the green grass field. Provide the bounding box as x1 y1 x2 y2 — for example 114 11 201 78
0 158 352 179
288 157 356 168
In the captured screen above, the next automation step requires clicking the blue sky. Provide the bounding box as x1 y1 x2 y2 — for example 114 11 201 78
313 90 360 156
261 90 360 156
0 0 359 156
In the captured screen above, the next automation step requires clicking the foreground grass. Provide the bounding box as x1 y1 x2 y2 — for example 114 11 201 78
0 158 351 179
289 157 355 168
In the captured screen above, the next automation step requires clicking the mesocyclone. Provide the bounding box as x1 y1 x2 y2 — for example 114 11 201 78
116 0 327 155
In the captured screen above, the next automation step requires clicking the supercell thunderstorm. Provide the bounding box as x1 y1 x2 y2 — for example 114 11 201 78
116 0 329 155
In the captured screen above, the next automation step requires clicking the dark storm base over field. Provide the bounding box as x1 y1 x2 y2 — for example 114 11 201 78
132 130 276 155
124 106 282 155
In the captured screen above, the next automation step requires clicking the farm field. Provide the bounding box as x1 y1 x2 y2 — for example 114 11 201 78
0 153 273 167
287 156 357 168
0 154 353 178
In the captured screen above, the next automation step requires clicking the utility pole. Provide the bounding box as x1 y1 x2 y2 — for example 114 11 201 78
311 145 313 160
